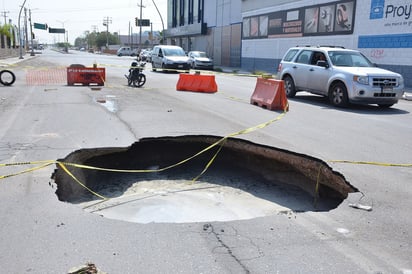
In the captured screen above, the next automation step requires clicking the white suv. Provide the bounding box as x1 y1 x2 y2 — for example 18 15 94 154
277 46 405 108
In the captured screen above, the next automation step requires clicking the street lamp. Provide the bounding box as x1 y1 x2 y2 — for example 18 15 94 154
151 0 165 44
18 0 28 59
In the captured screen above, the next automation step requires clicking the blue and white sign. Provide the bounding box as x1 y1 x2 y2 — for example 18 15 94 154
370 0 385 19
370 0 412 20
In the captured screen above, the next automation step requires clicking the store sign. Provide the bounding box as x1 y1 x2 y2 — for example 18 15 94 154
243 0 356 39
370 0 412 20
369 0 412 30
165 23 207 37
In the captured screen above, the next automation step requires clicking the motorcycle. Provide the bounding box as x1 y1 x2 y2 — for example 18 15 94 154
0 69 16 86
125 61 146 87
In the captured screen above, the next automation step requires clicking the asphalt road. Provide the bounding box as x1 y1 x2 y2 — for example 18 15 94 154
0 49 411 273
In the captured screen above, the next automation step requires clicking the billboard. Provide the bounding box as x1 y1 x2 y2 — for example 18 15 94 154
243 0 356 39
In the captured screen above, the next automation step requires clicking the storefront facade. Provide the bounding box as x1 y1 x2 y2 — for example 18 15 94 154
165 0 412 86
164 0 242 67
241 0 412 86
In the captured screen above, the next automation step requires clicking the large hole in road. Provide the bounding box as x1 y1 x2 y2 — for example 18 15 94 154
52 135 358 224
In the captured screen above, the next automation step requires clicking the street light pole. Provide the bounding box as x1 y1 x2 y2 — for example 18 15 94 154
18 0 28 59
151 0 165 44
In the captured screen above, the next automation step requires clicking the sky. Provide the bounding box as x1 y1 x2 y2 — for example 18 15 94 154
1 0 167 44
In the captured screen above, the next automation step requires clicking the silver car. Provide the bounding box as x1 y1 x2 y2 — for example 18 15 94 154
277 46 405 108
151 45 191 72
188 51 214 70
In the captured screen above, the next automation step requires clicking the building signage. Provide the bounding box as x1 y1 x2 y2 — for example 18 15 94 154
369 0 412 30
358 0 412 49
243 0 356 39
164 23 207 37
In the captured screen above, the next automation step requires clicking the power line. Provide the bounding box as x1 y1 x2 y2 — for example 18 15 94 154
0 10 9 24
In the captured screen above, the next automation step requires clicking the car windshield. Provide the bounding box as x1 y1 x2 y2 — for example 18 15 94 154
328 51 374 67
193 52 207 57
163 48 185 56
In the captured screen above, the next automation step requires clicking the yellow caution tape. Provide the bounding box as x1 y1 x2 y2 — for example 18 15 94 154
57 162 107 200
0 161 55 179
0 107 288 199
329 160 412 167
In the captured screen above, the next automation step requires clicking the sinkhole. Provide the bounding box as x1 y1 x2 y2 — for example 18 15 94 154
52 135 358 224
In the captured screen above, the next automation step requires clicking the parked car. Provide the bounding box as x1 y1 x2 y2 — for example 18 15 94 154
151 45 191 72
117 47 138 57
140 49 152 62
277 46 405 108
188 51 213 70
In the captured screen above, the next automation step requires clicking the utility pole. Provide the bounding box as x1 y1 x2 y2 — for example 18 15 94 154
103 16 112 48
29 9 34 56
24 8 29 51
150 22 153 46
1 10 9 25
128 21 131 48
18 0 28 59
56 20 68 43
137 0 145 51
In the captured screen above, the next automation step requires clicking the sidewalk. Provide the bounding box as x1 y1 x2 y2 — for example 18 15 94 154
0 53 37 67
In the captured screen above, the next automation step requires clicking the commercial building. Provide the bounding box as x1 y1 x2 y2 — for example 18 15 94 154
164 0 242 68
165 0 412 87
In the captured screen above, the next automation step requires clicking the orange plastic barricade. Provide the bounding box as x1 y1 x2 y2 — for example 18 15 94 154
250 77 289 111
67 64 105 86
176 73 217 93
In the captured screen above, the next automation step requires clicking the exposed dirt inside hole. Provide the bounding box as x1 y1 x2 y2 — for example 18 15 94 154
52 135 358 223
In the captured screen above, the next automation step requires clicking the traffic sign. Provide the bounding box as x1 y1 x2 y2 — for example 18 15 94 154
138 19 150 27
49 28 65 34
34 23 48 30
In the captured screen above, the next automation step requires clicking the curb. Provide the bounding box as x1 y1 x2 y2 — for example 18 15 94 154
0 53 37 67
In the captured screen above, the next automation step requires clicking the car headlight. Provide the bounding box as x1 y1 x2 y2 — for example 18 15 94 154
353 75 369 85
398 76 404 86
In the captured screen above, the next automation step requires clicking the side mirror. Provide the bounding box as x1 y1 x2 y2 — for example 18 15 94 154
316 60 329 68
158 52 163 57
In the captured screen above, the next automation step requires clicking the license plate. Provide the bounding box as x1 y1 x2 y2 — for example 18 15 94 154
178 65 183 68
382 86 393 92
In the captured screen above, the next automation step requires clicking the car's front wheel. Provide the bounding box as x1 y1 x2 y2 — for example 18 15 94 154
283 75 296 98
329 82 348 107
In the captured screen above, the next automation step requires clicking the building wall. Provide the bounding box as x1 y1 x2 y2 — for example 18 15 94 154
165 0 242 67
241 0 412 87
241 0 300 13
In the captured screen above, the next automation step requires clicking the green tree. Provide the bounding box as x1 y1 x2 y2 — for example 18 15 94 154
95 32 119 48
0 24 13 48
77 31 119 50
